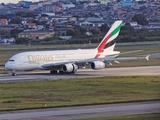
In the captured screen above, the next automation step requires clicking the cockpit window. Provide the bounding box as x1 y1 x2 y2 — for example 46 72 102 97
9 60 14 62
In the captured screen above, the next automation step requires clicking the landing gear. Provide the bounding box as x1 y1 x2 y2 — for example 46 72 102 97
12 70 16 76
59 70 75 74
12 73 16 76
59 70 64 74
50 70 75 74
50 70 58 74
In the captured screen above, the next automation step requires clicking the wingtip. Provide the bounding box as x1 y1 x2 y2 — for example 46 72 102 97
145 55 150 61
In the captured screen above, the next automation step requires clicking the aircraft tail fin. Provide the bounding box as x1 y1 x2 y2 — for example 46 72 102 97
96 20 122 52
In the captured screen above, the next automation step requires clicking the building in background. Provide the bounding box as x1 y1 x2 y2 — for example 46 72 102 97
121 0 133 7
100 0 110 4
0 18 8 25
18 30 55 40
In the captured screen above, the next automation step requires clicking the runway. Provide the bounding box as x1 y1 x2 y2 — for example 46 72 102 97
0 101 159 120
0 66 160 82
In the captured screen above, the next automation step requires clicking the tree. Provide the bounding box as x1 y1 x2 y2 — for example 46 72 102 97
0 15 7 19
66 29 74 36
16 11 26 17
9 18 21 24
10 29 23 38
15 38 30 44
73 26 86 37
26 12 36 17
105 6 110 11
32 19 40 25
121 22 134 31
90 29 99 35
0 29 7 37
132 14 148 25
16 11 36 17
99 24 109 33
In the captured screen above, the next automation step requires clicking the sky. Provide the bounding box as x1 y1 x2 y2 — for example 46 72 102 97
1 0 39 4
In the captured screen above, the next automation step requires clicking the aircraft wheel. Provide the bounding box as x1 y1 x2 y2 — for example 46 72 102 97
12 73 16 76
59 71 65 74
50 70 58 74
12 70 16 76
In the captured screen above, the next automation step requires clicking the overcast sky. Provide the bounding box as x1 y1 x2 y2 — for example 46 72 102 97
1 0 39 4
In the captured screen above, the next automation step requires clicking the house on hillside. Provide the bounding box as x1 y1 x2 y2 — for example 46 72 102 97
18 30 55 40
27 23 37 29
0 17 8 25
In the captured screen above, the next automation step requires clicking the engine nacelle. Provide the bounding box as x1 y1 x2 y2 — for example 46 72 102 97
62 63 78 73
90 61 105 70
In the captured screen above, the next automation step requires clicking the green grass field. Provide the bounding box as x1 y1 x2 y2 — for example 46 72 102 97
0 76 160 111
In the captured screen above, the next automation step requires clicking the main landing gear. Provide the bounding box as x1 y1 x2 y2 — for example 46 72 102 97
50 70 64 74
50 70 58 74
50 70 75 74
12 70 16 76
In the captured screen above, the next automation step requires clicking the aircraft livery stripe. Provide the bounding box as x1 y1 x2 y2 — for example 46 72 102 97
104 39 116 49
97 23 122 51
94 23 122 58
97 33 112 52
94 53 101 58
110 23 122 38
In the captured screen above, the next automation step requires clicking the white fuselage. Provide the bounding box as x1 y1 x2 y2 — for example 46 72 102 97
5 49 119 71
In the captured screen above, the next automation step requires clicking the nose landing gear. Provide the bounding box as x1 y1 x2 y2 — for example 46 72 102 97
12 70 16 76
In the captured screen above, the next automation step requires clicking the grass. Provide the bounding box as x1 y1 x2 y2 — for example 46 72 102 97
115 45 160 56
0 69 11 74
0 43 98 50
0 41 159 50
0 76 160 111
78 113 160 120
0 51 19 66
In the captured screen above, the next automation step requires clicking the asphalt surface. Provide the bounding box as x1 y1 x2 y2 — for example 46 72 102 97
0 66 160 83
0 101 159 120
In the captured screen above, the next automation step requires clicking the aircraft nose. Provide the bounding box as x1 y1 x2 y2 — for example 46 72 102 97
5 61 13 70
5 61 10 69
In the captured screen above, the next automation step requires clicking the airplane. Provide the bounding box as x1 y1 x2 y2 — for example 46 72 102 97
5 20 148 76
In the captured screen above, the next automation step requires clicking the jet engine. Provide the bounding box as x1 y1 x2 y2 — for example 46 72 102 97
62 63 78 73
90 61 105 70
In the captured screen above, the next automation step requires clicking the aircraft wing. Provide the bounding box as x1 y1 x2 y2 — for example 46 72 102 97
41 55 149 69
77 55 149 64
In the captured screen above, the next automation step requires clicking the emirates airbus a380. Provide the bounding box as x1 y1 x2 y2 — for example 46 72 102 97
5 20 147 76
